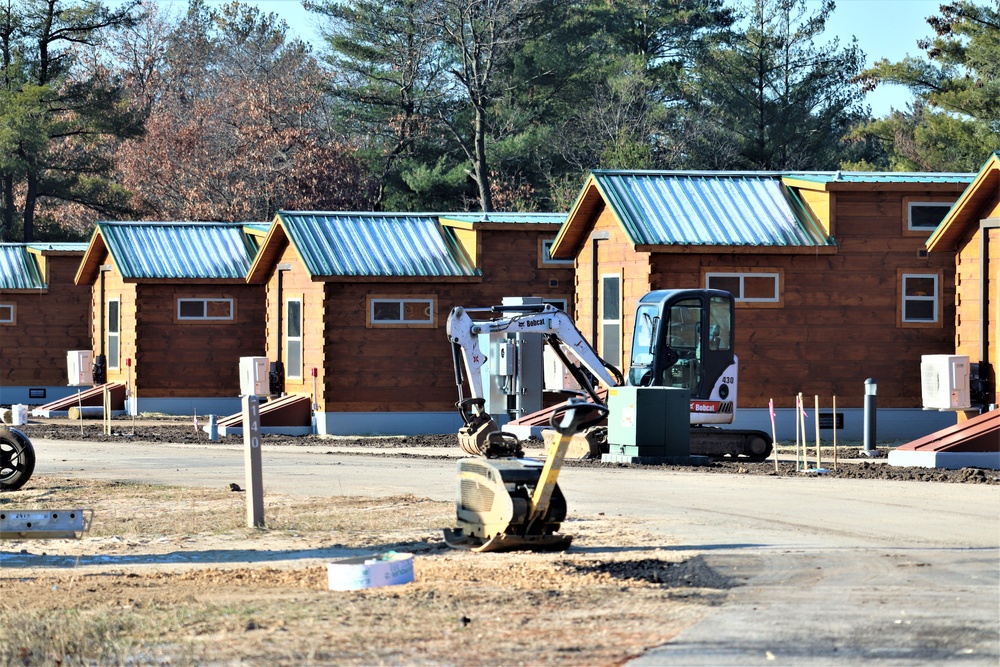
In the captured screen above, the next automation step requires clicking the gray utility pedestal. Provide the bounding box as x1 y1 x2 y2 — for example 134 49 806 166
603 386 705 465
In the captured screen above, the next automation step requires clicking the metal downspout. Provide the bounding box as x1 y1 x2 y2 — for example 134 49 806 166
590 232 609 345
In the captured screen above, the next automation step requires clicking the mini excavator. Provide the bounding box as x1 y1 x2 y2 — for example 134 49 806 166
446 289 773 461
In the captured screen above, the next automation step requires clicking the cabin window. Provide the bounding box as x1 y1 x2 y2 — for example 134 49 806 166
907 201 952 232
540 297 569 312
286 298 303 380
539 238 574 266
0 303 13 324
107 298 120 370
177 298 234 321
705 272 780 304
900 272 940 325
601 274 621 367
368 296 436 327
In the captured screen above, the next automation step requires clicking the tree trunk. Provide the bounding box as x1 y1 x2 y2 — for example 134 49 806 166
23 171 37 242
1 175 12 241
473 105 493 212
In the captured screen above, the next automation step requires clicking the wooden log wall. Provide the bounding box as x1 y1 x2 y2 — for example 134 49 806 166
647 190 959 409
311 228 575 414
0 254 91 387
131 282 266 397
572 203 652 367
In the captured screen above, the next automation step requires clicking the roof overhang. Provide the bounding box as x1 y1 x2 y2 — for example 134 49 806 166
74 228 114 285
551 175 626 259
927 153 1000 253
247 214 295 284
782 177 973 193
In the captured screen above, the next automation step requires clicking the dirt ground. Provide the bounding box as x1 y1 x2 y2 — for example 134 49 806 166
2 418 997 665
3 475 726 667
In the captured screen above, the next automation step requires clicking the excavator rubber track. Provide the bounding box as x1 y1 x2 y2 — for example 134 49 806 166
689 427 773 461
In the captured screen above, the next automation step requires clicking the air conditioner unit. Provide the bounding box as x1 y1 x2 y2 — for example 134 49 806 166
921 354 971 410
67 350 94 386
239 356 270 397
543 343 582 392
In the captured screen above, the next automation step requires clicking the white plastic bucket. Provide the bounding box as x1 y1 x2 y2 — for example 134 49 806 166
11 404 27 425
327 552 414 591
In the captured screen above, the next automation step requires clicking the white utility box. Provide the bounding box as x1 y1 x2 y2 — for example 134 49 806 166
543 343 582 392
239 356 270 397
67 350 94 386
921 354 971 410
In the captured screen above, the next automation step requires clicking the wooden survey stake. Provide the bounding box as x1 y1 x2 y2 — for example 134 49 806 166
243 394 265 527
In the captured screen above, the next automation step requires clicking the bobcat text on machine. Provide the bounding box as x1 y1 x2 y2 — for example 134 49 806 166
446 288 773 461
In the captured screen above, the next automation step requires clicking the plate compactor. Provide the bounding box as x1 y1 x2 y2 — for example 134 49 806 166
443 397 608 553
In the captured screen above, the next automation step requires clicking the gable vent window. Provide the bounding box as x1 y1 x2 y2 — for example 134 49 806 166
177 298 235 321
0 303 13 324
908 202 952 231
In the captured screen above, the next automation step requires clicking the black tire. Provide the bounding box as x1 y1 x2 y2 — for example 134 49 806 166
0 427 35 491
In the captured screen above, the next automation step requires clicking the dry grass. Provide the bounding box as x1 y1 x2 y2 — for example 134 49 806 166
1 477 723 666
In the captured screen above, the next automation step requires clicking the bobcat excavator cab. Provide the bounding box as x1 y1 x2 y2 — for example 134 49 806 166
447 289 772 461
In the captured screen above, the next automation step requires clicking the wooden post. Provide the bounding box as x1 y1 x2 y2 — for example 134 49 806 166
243 395 265 528
833 395 838 471
769 398 779 474
794 395 799 472
814 395 821 470
103 386 111 435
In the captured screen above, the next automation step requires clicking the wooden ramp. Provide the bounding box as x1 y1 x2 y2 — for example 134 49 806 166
31 383 126 417
889 409 1000 470
504 389 609 439
216 394 313 436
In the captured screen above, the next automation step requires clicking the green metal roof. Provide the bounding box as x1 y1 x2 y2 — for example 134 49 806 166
277 212 481 278
590 171 834 248
0 245 44 290
785 171 975 184
98 222 258 279
26 242 88 253
438 212 566 224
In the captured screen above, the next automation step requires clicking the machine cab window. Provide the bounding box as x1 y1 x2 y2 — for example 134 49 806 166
627 290 735 398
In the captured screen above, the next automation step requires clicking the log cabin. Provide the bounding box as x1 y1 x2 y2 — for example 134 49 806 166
926 152 1000 418
246 211 571 435
0 242 90 405
75 222 268 415
550 170 974 440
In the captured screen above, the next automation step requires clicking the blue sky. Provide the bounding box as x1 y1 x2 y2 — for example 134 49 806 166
158 0 946 117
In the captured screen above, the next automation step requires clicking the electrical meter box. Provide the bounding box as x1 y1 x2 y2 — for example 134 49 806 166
240 356 270 397
67 350 94 386
606 386 690 458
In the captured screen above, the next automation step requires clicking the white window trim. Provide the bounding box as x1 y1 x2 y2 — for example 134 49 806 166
540 238 574 266
705 272 781 303
107 298 121 370
600 274 621 367
177 297 235 321
0 303 13 324
907 201 953 231
370 298 435 325
286 298 303 380
901 273 939 323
